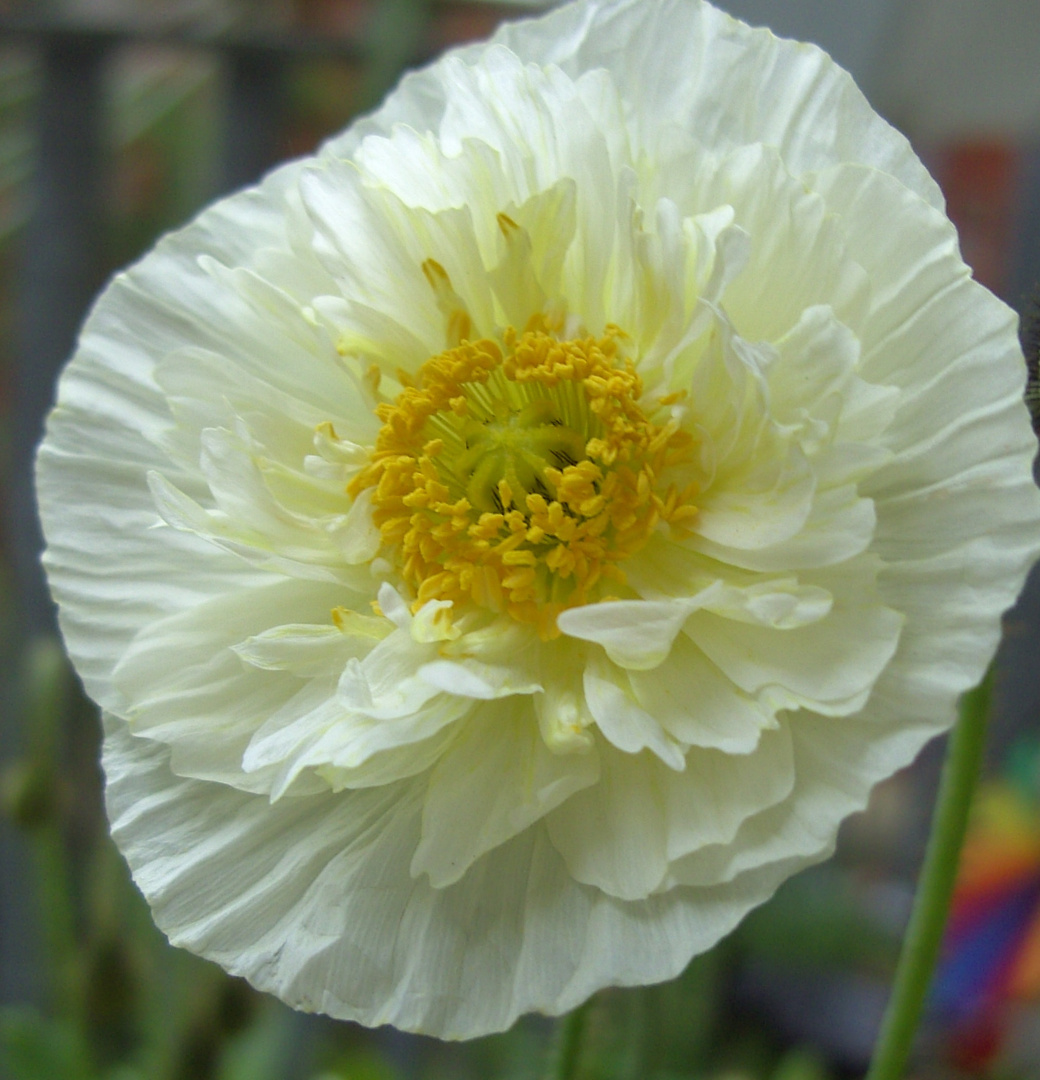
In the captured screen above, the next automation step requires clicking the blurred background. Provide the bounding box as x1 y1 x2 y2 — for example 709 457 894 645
2 1 1040 1078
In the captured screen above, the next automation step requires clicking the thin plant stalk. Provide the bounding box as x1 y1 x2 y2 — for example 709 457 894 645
865 674 992 1080
545 999 592 1080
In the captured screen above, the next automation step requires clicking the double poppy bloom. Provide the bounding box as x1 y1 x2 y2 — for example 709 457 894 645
36 0 1040 1038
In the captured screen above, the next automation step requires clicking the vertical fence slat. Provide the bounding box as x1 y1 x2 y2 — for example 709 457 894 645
2 31 107 1011
221 46 284 193
11 32 107 634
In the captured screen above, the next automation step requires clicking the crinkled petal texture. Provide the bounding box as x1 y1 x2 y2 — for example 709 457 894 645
36 0 1040 1040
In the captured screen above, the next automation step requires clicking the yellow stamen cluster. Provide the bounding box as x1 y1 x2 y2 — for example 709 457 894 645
349 325 698 637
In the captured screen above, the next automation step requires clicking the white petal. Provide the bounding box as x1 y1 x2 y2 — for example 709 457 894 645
534 639 596 754
583 656 686 770
688 484 878 572
487 0 944 207
664 725 795 861
626 540 833 630
111 578 366 792
546 741 669 900
336 633 442 721
418 658 542 700
628 635 776 753
233 619 388 677
105 715 794 1038
338 487 382 564
665 709 942 890
411 698 599 887
684 558 903 715
557 592 715 670
245 688 468 799
691 145 871 343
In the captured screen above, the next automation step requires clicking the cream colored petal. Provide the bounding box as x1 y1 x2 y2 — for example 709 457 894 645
300 156 498 350
665 709 943 890
688 484 877 573
688 320 823 551
490 180 578 328
663 725 795 862
322 0 942 218
695 448 817 551
185 258 367 421
418 658 542 700
245 689 469 800
625 540 832 631
487 0 944 207
683 564 903 716
767 305 887 446
411 697 599 887
692 145 871 343
557 593 713 670
336 637 443 722
233 618 389 678
533 638 596 754
36 442 262 715
105 714 801 1038
628 635 776 753
546 741 669 900
583 654 686 770
111 578 366 793
33 171 328 710
813 163 1040 701
546 716 793 900
146 469 365 587
155 344 369 478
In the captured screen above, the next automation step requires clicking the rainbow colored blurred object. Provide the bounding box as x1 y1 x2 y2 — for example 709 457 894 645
932 739 1040 1067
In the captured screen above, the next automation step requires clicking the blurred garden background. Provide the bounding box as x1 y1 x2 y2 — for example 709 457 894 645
3 1 1040 1078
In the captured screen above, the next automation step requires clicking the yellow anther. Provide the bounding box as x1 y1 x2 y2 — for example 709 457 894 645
349 323 699 636
526 493 549 516
502 549 538 567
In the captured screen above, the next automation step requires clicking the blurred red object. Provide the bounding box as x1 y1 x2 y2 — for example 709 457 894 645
935 141 1021 297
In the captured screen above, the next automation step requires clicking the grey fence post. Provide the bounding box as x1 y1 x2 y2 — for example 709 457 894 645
2 29 107 1009
11 31 107 637
221 45 284 193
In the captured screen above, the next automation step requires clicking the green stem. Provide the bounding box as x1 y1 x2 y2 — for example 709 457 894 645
865 673 992 1080
18 640 82 1018
545 999 592 1080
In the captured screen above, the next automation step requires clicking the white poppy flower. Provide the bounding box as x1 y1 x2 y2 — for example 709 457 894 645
36 0 1040 1038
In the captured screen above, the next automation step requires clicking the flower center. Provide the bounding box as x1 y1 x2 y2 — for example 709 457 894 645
350 324 699 637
